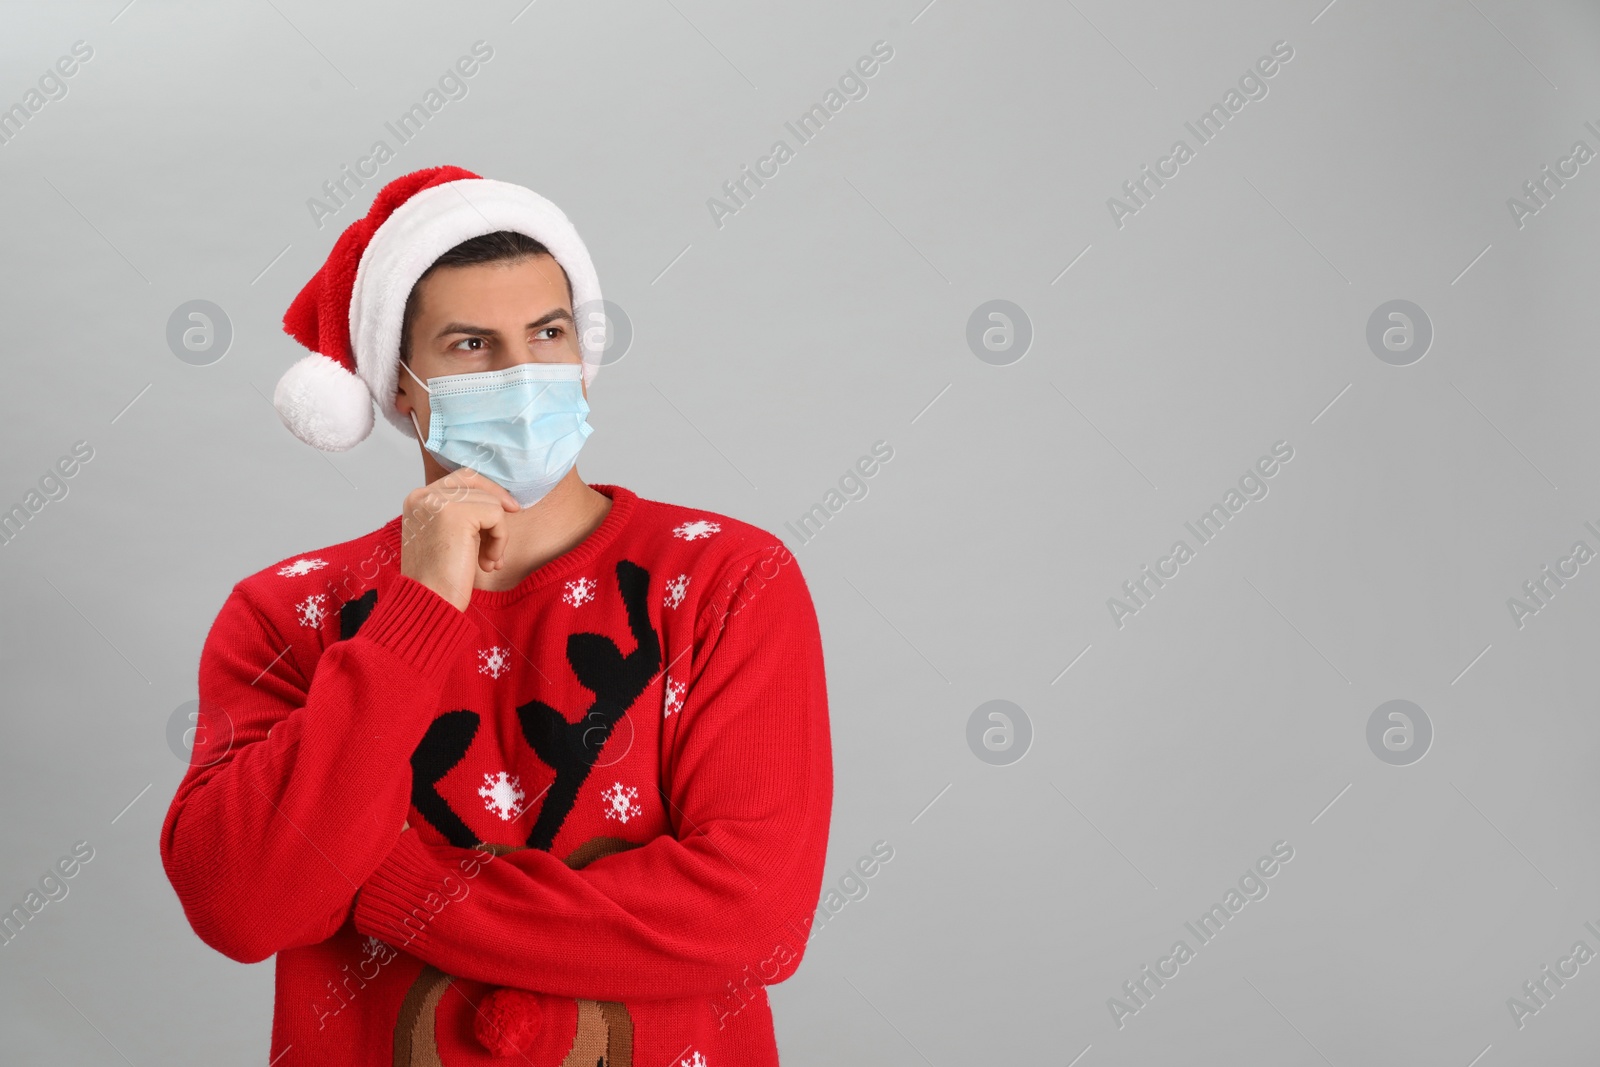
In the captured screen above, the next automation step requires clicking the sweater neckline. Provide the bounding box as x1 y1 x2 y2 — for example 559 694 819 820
381 483 637 609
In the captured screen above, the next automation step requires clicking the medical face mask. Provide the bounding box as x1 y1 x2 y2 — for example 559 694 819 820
401 359 594 507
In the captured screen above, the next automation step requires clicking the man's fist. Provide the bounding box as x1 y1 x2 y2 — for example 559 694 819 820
400 468 521 612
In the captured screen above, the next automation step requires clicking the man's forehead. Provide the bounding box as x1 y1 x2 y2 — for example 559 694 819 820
416 256 572 310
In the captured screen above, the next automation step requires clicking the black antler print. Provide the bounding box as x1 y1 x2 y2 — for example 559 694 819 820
517 559 660 852
339 588 378 640
409 710 481 848
343 588 483 849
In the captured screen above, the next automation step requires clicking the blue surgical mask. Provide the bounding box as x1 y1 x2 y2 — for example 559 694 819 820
402 359 594 507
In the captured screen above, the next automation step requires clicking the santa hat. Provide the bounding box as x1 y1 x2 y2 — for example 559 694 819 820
273 164 606 452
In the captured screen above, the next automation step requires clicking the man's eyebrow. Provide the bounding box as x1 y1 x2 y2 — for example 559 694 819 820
432 308 575 339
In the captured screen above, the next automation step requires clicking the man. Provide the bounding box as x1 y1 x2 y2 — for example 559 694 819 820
159 165 833 1065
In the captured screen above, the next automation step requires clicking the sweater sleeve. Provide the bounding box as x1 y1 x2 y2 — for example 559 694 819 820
351 545 834 1002
160 574 480 964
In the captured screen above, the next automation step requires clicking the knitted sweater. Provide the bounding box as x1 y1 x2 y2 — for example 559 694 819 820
159 483 833 1066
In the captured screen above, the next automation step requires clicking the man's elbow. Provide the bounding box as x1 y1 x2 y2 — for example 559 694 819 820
705 915 812 1033
163 857 262 962
727 905 817 989
179 907 279 964
208 930 278 966
163 861 280 964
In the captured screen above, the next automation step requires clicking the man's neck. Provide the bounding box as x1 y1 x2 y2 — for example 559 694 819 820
427 465 612 593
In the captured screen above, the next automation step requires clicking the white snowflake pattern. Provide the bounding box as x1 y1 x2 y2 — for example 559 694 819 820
672 519 722 542
477 645 511 679
600 781 642 824
663 676 686 718
663 573 691 609
277 557 328 577
360 935 390 959
562 576 597 607
294 594 328 629
680 1052 708 1067
478 772 527 821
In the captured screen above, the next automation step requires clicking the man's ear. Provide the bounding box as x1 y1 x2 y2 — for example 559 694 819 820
395 359 415 415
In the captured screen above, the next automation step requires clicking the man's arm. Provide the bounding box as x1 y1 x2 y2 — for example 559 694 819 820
352 546 835 1002
160 575 478 964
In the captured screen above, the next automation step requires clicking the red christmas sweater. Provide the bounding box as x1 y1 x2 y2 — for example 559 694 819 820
159 483 833 1066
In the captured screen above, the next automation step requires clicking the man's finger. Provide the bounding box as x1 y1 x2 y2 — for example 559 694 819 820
478 510 509 572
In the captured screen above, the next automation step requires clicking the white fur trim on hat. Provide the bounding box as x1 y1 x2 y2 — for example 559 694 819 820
349 178 605 441
272 353 376 452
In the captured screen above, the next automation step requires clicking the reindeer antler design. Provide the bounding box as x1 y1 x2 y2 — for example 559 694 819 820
410 711 482 848
517 559 660 852
405 559 661 852
388 560 661 1063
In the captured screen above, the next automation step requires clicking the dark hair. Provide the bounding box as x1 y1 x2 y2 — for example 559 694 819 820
399 230 572 363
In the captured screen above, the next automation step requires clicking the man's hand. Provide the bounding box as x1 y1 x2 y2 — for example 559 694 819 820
401 468 521 612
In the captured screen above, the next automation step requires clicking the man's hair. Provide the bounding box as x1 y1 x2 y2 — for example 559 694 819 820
399 230 573 363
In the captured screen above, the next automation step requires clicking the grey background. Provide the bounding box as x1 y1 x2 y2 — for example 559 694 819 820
2 0 1598 1062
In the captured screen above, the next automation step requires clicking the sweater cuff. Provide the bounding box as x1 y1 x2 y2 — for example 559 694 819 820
356 575 478 679
353 829 453 953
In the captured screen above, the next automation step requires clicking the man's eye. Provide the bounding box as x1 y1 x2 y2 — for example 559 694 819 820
452 337 485 351
536 327 563 342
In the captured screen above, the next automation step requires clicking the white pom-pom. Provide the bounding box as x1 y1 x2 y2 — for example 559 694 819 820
272 353 374 452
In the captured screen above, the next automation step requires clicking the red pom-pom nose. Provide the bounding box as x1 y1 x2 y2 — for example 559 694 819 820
474 987 543 1055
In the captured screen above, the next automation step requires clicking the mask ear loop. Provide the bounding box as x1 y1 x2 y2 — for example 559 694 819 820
400 360 433 443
